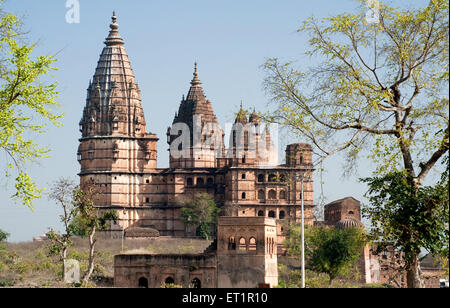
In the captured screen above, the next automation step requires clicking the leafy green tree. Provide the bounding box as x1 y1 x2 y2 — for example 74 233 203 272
285 225 366 285
68 212 91 238
0 2 63 210
263 0 448 287
362 160 449 288
0 228 9 242
307 227 366 285
72 181 117 285
46 178 77 282
181 193 220 240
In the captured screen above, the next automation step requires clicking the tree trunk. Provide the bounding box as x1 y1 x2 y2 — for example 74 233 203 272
328 274 334 286
61 248 67 282
83 226 96 285
406 255 424 288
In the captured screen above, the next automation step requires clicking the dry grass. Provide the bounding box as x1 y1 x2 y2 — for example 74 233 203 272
0 237 211 288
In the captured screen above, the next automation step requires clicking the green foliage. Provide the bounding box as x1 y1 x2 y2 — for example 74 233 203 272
262 0 449 178
361 168 449 269
264 0 448 288
161 283 183 288
306 227 366 284
72 186 118 235
276 264 366 288
181 193 220 240
285 224 366 284
0 3 63 210
0 228 9 242
0 279 15 287
69 212 91 237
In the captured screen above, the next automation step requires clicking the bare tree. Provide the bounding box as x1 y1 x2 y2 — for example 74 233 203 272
73 180 117 285
47 178 77 282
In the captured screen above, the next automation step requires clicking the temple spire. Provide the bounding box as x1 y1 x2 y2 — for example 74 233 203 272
191 62 202 87
104 11 125 46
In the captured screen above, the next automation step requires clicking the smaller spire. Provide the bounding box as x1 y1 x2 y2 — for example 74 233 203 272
250 108 260 125
235 102 248 124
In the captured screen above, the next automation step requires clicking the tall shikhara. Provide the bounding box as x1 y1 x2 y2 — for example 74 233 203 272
78 12 158 230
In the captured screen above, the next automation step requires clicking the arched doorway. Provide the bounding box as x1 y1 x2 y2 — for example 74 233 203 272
138 277 148 288
191 278 201 289
165 277 175 285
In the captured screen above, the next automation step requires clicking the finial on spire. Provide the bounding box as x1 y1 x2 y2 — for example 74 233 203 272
191 62 202 86
105 11 124 46
110 11 119 30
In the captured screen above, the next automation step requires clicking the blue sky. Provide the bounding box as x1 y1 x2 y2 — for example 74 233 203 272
0 0 431 242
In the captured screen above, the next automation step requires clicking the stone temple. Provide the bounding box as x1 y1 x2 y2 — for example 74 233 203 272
79 13 445 288
78 12 315 251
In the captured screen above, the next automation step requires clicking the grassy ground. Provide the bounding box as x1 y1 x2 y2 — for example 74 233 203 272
0 237 211 288
276 258 388 288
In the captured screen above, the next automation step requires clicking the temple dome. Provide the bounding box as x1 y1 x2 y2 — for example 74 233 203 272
234 103 248 125
335 218 365 230
249 110 260 125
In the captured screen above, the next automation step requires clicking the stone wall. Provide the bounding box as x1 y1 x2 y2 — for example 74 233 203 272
114 253 217 288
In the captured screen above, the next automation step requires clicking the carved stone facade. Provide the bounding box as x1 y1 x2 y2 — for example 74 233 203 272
114 217 278 288
78 13 315 245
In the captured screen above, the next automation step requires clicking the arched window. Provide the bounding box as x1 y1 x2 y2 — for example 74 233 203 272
348 211 354 215
197 178 204 186
279 190 286 200
242 156 246 164
241 192 246 199
279 210 286 219
268 190 277 200
207 178 214 186
268 174 277 182
241 173 246 180
268 210 276 218
257 174 264 183
249 237 257 251
191 278 201 289
138 277 148 288
165 277 175 285
187 178 193 186
239 237 247 251
258 190 265 201
258 210 264 217
228 237 236 250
